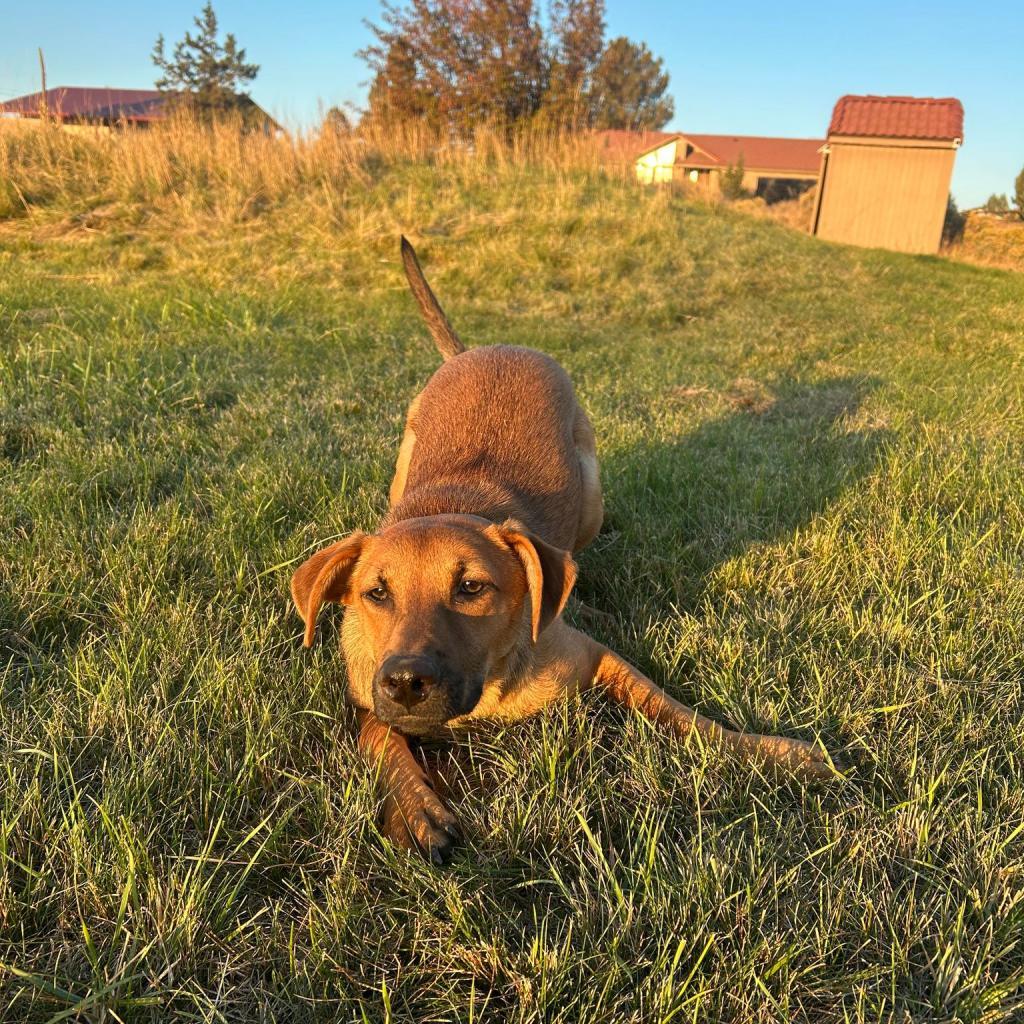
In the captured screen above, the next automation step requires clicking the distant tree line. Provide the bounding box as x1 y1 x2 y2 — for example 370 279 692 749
982 171 1024 221
153 2 672 137
148 2 667 138
360 0 674 135
980 165 1024 221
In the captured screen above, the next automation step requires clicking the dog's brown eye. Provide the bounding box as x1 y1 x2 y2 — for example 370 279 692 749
458 579 485 596
366 586 389 603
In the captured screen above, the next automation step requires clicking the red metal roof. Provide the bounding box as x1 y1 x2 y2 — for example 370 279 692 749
828 95 964 141
680 134 823 174
0 87 168 122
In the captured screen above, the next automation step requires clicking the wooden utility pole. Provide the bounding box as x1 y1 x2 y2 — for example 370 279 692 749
38 47 49 123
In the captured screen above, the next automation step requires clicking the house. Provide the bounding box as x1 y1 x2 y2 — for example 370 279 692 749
811 95 964 254
0 86 278 133
596 129 823 202
0 87 168 129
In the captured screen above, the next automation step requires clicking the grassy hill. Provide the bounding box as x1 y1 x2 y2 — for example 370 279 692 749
2 125 1024 1021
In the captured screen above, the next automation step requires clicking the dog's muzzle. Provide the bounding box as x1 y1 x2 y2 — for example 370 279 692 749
372 653 482 733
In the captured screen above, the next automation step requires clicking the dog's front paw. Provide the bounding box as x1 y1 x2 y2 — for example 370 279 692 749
383 781 460 864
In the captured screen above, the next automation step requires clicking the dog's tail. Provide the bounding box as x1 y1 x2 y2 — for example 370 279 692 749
400 236 465 361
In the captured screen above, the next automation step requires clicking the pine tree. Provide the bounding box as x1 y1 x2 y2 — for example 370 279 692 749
322 106 354 137
589 37 673 130
720 155 746 200
942 195 966 244
152 3 259 119
1015 168 1024 222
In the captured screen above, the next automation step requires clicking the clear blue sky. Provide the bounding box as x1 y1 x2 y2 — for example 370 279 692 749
1 1 1019 206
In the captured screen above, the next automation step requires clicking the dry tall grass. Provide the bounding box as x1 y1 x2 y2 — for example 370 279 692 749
0 117 613 223
734 186 817 232
944 212 1024 273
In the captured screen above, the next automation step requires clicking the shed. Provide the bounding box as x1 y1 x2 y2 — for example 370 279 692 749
811 95 963 254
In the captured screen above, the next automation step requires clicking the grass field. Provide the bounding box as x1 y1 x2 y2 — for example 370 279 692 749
2 125 1024 1022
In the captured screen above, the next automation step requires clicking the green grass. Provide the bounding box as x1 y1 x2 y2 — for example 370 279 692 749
2 155 1024 1022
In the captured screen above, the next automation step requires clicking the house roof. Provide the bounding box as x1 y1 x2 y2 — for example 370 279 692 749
828 95 964 141
596 129 824 175
594 129 678 163
0 86 279 130
0 87 167 122
679 134 823 174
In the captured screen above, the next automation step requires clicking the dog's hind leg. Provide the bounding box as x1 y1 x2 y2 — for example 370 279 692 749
582 640 834 781
389 394 421 507
573 408 603 552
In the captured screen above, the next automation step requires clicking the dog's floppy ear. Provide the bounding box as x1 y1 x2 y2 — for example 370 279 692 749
290 533 366 648
492 521 576 643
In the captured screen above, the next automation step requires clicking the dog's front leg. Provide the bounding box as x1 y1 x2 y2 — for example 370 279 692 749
584 642 833 781
356 709 460 863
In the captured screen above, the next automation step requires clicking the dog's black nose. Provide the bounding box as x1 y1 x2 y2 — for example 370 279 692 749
377 655 439 711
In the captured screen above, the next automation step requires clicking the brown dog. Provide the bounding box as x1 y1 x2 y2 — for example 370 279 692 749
292 237 832 862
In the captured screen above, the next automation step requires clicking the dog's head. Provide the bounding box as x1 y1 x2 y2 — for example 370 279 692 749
291 515 575 734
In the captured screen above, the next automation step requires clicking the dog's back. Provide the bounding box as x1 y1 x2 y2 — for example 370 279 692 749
389 345 583 550
391 238 601 552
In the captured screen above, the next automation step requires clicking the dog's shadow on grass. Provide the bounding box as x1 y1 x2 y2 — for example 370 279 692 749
574 373 889 619
564 373 889 779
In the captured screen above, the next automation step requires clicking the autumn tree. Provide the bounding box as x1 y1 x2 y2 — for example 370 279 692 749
361 0 545 137
542 0 606 127
152 3 259 119
364 37 433 127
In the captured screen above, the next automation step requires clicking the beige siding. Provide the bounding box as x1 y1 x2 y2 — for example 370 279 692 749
815 140 956 254
635 140 678 184
0 117 112 136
